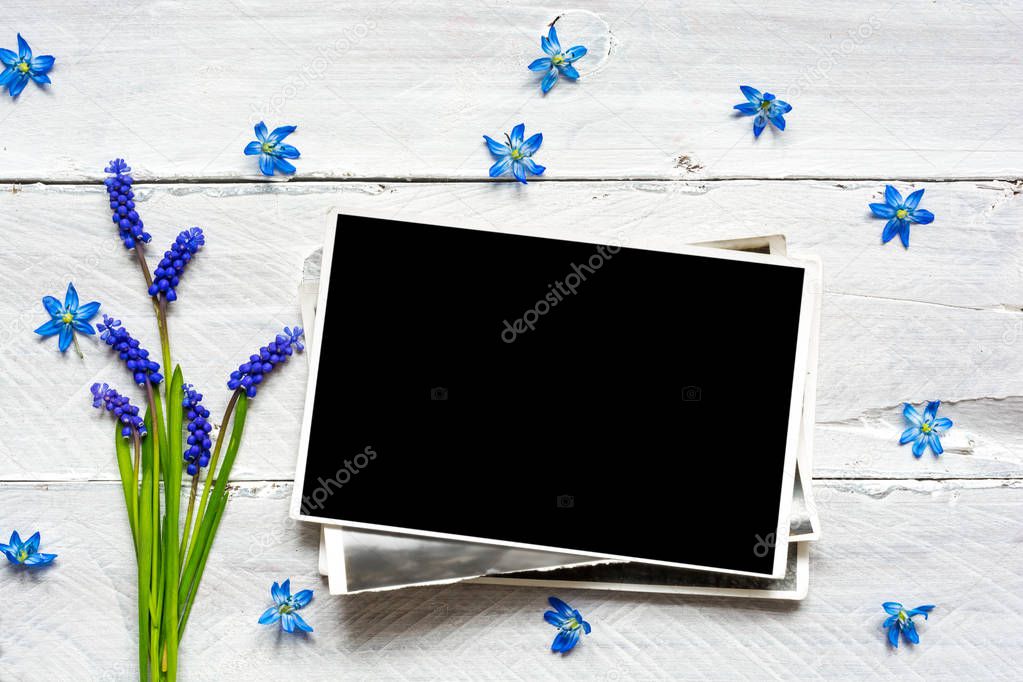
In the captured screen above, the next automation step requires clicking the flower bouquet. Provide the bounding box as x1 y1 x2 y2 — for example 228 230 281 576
36 159 304 680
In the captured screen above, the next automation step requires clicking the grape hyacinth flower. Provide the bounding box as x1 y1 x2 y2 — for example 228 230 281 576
483 123 545 184
182 384 213 476
0 34 55 98
149 228 205 302
544 596 591 653
34 282 101 357
528 25 587 93
0 531 57 567
244 122 301 176
97 315 163 385
869 185 935 249
883 602 935 647
91 382 148 438
899 400 953 457
104 159 151 249
733 85 792 138
258 579 314 633
228 326 304 398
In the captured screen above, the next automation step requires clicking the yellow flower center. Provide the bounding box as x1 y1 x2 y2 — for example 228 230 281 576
261 142 275 154
511 148 524 160
921 423 932 433
552 54 565 66
18 549 28 562
896 209 908 219
17 62 30 73
565 617 579 630
61 312 74 324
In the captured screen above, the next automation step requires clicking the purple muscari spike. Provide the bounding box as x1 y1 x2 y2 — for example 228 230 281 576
227 326 305 398
104 158 151 249
90 382 147 438
96 315 163 386
182 384 213 476
149 227 205 302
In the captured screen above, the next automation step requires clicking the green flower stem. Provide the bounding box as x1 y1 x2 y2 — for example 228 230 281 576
179 475 199 568
137 411 155 682
142 382 163 682
161 366 183 681
182 389 240 578
114 423 138 550
72 332 84 360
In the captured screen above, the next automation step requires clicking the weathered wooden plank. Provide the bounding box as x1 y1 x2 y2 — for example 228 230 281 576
1 181 1019 481
0 480 1017 679
0 1 1021 181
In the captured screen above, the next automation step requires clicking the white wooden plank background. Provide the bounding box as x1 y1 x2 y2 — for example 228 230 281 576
0 0 1021 679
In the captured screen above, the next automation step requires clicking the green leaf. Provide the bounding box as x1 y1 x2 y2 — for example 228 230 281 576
114 422 138 550
162 366 184 680
137 409 155 681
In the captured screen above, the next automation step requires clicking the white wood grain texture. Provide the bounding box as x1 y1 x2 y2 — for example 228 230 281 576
0 1 1021 181
1 181 1020 481
0 480 1018 680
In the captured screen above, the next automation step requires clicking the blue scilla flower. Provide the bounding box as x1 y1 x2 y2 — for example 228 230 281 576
104 159 151 249
258 579 313 633
483 124 545 184
0 530 57 567
245 122 300 176
869 185 935 249
0 34 55 98
91 382 147 438
97 315 163 385
883 602 934 647
528 25 587 93
34 282 101 357
182 384 213 476
149 227 205 302
544 596 591 653
227 326 304 398
900 401 953 457
733 85 792 138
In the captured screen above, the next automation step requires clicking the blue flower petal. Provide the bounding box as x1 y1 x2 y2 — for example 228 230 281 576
76 301 101 320
258 153 275 176
898 220 911 248
564 45 587 61
277 144 300 159
0 48 17 67
519 132 543 156
489 156 513 178
72 320 95 335
883 615 898 628
244 141 262 155
273 157 297 174
42 297 63 319
512 160 528 184
887 622 901 647
884 185 904 207
483 135 511 157
773 100 793 114
548 597 575 618
254 121 269 143
753 114 767 137
522 158 545 176
733 102 759 115
582 619 592 634
528 57 552 72
903 619 920 644
912 432 928 457
544 611 567 627
903 403 923 426
271 581 285 605
924 400 940 421
907 605 935 618
258 606 281 624
560 64 580 80
882 602 904 615
881 218 900 243
552 627 581 653
740 85 763 104
541 35 558 56
268 125 297 143
24 532 40 554
768 112 786 130
10 531 22 547
541 68 559 93
291 611 314 632
281 613 296 633
928 432 943 455
899 426 920 445
869 202 896 218
8 74 29 97
510 123 525 148
932 417 953 432
0 66 13 86
292 589 313 607
280 579 292 598
34 319 63 337
65 282 80 312
909 209 934 225
17 34 31 61
903 188 925 210
30 72 50 85
546 26 562 53
24 552 57 566
30 55 54 74
58 325 73 352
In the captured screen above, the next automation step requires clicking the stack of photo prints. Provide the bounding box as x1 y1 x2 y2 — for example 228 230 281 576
290 212 822 600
